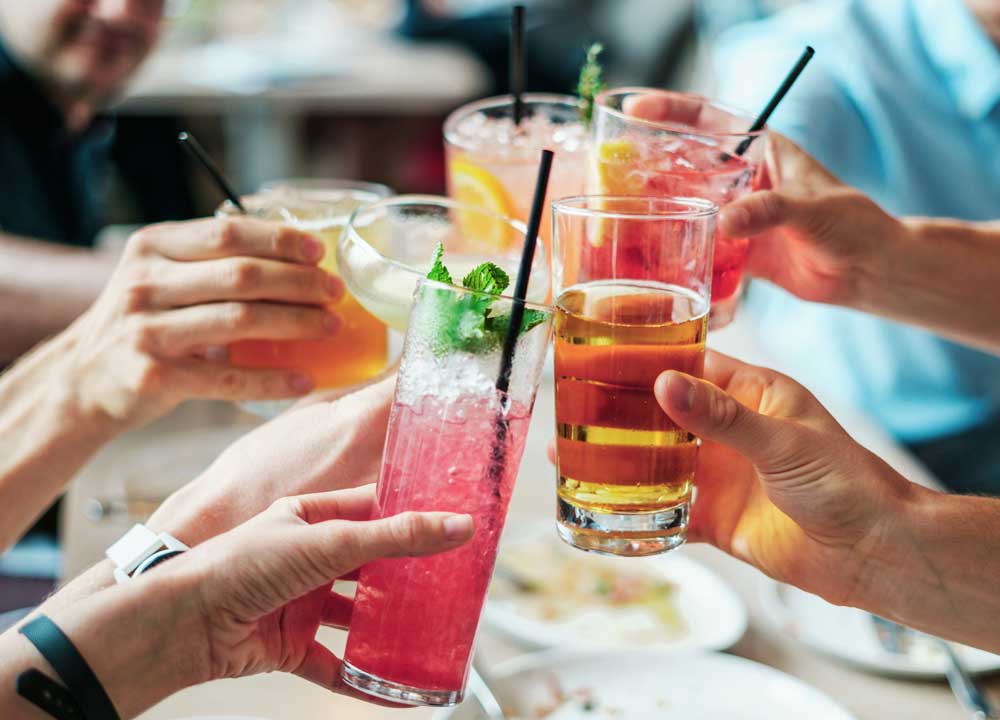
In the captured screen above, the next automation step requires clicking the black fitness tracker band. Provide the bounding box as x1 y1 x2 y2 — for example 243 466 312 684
18 615 121 720
16 668 84 720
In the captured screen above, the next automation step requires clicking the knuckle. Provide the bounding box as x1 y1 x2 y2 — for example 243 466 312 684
126 225 157 256
213 219 241 253
270 495 306 520
223 302 258 332
229 259 263 291
216 368 248 395
710 390 743 433
133 356 167 394
129 317 159 353
273 227 301 257
122 274 156 312
391 511 427 552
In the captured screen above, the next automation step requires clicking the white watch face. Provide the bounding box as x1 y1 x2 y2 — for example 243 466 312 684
106 524 163 575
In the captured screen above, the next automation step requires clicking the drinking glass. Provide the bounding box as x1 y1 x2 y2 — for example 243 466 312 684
338 195 549 331
341 278 553 706
552 195 717 556
591 88 764 327
216 181 393 418
444 93 588 271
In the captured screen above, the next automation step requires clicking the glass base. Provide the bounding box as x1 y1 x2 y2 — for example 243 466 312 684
556 497 688 556
341 661 463 707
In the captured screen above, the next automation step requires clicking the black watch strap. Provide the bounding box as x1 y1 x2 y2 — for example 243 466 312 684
16 668 84 720
19 615 121 720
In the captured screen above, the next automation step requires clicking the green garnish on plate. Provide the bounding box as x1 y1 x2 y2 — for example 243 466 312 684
424 243 547 354
577 42 605 126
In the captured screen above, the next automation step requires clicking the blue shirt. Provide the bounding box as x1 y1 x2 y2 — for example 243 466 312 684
713 0 1000 442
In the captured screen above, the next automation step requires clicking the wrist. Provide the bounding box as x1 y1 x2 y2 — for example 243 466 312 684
848 213 913 314
147 475 233 547
45 560 210 718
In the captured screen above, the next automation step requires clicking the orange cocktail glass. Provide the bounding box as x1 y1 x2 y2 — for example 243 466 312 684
552 196 717 557
217 183 392 413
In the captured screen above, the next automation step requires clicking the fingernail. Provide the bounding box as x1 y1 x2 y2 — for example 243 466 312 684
443 515 474 541
288 373 314 394
666 372 696 412
325 273 344 299
302 236 324 262
324 312 342 334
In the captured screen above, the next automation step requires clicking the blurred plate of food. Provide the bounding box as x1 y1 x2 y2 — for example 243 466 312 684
758 578 1000 678
483 528 746 652
435 648 855 719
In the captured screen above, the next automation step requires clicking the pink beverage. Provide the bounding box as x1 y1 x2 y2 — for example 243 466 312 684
343 395 530 698
341 276 552 706
444 94 589 279
592 88 765 327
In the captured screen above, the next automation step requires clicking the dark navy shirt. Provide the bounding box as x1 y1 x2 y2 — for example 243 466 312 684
0 37 113 248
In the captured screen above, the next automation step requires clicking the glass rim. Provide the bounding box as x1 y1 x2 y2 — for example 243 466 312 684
416 276 553 313
258 177 394 199
216 185 388 221
443 92 584 148
552 195 719 221
595 87 766 140
344 193 548 287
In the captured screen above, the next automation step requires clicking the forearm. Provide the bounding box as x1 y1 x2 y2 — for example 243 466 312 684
858 485 1000 651
854 217 1000 355
0 233 114 364
0 329 121 551
0 570 205 719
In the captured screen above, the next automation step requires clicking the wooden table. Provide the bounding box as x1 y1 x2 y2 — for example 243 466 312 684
61 323 1000 719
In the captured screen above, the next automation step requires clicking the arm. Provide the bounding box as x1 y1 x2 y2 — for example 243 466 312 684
0 489 472 719
721 133 1000 355
0 217 344 552
654 352 1000 651
0 233 115 364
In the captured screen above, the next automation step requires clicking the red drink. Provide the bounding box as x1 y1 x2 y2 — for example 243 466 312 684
343 394 532 703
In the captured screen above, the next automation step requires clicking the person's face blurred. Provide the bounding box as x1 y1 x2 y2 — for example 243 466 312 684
0 0 165 108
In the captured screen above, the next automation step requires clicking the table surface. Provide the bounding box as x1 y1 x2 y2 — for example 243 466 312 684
61 321 1000 720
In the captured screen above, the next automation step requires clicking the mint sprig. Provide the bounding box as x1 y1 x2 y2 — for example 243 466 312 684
423 243 548 354
577 42 605 126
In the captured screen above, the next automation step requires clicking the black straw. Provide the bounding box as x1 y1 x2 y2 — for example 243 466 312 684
177 131 246 213
496 148 553 395
510 4 526 125
733 46 814 157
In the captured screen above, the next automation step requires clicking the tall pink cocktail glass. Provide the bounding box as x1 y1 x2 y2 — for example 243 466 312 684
342 277 553 706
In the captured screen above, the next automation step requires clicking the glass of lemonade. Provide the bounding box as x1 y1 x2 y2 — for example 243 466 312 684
591 88 764 328
216 181 392 417
338 195 549 331
342 277 553 706
444 93 589 277
552 196 717 557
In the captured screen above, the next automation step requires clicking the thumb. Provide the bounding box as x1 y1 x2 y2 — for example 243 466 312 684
319 511 475 578
654 371 802 471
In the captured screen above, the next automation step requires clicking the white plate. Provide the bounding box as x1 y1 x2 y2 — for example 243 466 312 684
759 579 1000 678
436 648 856 719
483 530 747 653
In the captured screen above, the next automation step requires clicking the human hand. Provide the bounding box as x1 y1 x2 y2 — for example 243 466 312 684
170 487 473 696
148 376 395 546
719 133 904 306
654 352 915 607
63 217 344 430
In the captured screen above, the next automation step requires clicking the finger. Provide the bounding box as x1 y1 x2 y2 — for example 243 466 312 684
295 642 405 708
286 486 377 524
141 301 340 355
654 370 805 472
719 190 806 239
621 91 703 126
147 258 343 309
318 512 475 576
320 591 355 629
132 217 326 264
546 438 556 465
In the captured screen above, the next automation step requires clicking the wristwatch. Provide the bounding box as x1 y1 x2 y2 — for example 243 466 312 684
105 524 189 584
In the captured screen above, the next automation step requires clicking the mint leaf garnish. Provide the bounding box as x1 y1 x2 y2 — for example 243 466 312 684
427 241 453 284
577 42 605 126
462 262 509 295
423 248 548 354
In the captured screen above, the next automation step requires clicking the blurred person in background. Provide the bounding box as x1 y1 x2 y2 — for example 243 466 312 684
0 0 174 366
709 0 1000 494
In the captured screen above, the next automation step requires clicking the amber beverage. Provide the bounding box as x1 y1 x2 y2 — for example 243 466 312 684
552 197 717 556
